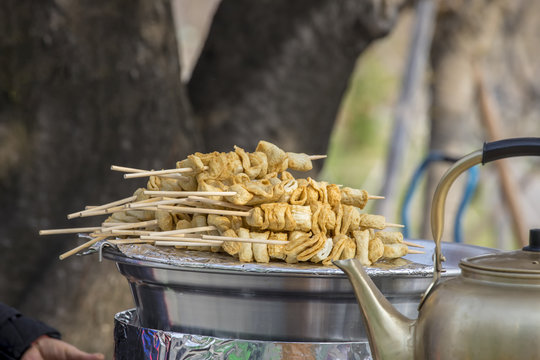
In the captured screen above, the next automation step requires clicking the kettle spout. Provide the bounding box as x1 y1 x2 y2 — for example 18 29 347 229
334 258 415 360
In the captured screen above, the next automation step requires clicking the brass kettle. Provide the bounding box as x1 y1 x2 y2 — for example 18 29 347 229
334 138 540 360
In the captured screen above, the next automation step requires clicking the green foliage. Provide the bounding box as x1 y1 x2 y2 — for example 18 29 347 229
321 53 396 190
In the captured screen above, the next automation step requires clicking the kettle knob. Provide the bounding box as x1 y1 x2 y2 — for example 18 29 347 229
523 229 540 252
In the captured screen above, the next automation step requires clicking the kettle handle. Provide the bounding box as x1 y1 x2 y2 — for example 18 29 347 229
419 137 540 309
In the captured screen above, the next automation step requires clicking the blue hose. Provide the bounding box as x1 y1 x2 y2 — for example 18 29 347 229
400 152 479 242
453 165 479 243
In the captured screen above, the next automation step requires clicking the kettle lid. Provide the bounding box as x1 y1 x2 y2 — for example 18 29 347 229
460 229 540 275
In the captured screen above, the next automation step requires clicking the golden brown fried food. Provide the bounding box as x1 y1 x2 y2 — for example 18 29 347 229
322 234 349 266
341 237 357 260
226 184 254 205
256 140 288 174
251 231 270 263
286 152 313 171
94 140 405 267
247 151 268 179
246 203 312 233
237 227 254 262
368 236 384 264
310 237 333 263
317 203 336 234
191 214 207 228
177 174 198 191
327 184 341 208
376 231 404 244
359 214 386 230
207 214 231 233
382 243 408 259
284 231 313 263
268 232 288 260
156 210 174 231
340 187 369 209
289 185 308 205
221 228 241 257
297 233 326 262
353 229 371 266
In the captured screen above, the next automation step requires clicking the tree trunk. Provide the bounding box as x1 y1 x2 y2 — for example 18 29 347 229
423 1 487 240
189 0 406 172
0 0 198 355
425 0 540 243
0 0 408 356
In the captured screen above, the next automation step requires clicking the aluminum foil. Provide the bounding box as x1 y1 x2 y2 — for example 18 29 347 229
114 309 372 360
103 240 441 277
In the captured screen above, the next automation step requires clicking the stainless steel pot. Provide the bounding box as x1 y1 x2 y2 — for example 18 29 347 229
103 239 496 343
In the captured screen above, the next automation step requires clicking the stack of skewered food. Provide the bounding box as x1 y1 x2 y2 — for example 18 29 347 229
40 140 422 265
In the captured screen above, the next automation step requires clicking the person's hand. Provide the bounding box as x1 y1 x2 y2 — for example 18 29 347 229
21 336 104 360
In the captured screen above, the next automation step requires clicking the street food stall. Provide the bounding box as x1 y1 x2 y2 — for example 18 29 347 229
40 138 540 359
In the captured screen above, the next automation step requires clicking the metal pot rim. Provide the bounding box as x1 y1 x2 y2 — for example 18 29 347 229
102 239 497 278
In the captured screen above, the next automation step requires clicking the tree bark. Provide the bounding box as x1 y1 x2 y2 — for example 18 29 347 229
425 0 540 242
0 0 407 356
189 0 406 171
423 1 487 240
0 0 198 354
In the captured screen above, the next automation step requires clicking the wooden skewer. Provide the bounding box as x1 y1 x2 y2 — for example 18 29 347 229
110 230 153 236
155 240 223 247
40 226 103 235
403 240 425 248
385 223 405 228
77 206 159 218
96 205 130 214
142 236 218 243
40 217 159 236
58 219 157 258
407 249 425 255
108 239 155 245
179 200 211 208
111 165 185 180
127 197 186 208
97 219 158 232
101 222 136 227
112 165 208 175
59 235 109 260
368 195 385 200
127 173 187 180
141 233 202 240
67 195 138 219
143 174 187 180
125 197 164 208
145 233 190 238
110 165 146 173
124 167 207 178
144 190 236 197
82 203 161 216
202 234 288 245
308 155 327 160
157 205 249 217
153 225 216 236
187 196 252 211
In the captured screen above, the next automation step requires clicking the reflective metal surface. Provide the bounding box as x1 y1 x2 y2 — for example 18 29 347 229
415 265 540 360
104 240 496 343
415 139 540 359
114 309 372 360
334 259 415 360
423 149 483 306
335 139 540 360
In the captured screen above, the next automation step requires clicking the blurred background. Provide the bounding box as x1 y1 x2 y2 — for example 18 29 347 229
1 0 540 356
